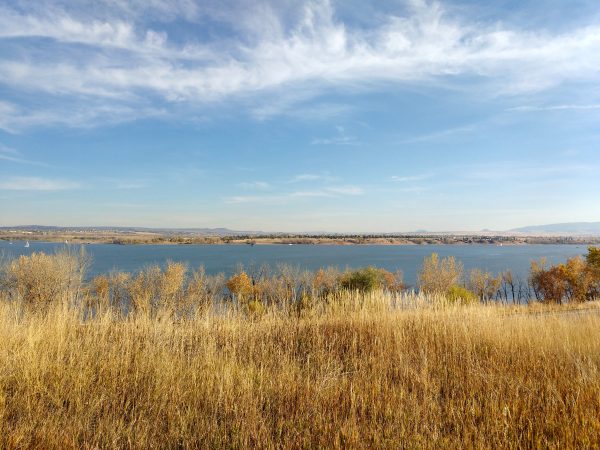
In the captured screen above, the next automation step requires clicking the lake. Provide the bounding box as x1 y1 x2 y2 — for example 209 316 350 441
0 241 589 288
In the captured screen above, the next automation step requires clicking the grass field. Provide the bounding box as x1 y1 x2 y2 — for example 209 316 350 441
0 293 599 448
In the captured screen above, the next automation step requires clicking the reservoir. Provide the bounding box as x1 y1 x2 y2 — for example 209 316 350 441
0 241 589 288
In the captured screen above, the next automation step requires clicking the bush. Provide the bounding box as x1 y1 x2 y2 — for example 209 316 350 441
2 248 88 311
226 271 253 299
419 253 463 294
312 267 342 297
446 285 478 305
340 266 401 293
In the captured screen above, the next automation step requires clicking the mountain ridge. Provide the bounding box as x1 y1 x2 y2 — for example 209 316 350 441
510 222 600 235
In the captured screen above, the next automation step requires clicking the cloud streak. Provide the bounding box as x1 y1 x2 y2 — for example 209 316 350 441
226 184 364 203
2 0 600 129
0 176 81 191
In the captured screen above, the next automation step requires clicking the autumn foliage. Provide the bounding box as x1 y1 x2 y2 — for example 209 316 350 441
530 247 600 303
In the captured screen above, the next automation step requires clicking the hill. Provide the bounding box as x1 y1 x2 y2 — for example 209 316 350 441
511 222 600 236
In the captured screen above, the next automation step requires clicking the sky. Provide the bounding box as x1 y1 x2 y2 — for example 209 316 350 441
1 0 600 232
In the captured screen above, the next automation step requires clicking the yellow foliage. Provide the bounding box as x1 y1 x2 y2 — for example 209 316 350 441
419 253 463 294
226 271 253 298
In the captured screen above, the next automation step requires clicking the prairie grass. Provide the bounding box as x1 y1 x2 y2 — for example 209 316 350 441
0 298 599 448
1 250 599 448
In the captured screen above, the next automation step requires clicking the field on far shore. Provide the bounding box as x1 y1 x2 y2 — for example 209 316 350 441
2 229 598 246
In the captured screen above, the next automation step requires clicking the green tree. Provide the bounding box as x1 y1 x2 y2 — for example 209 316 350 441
340 267 384 293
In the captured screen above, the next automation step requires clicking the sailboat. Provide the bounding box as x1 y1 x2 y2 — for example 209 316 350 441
24 240 30 248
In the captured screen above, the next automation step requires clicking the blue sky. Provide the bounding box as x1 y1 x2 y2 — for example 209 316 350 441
1 0 600 232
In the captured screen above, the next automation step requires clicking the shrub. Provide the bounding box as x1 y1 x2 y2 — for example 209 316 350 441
245 298 265 317
379 268 405 292
129 266 161 314
446 285 478 305
185 266 212 314
312 267 341 297
2 248 88 311
227 271 253 300
341 267 380 292
92 274 110 309
419 253 463 294
158 261 186 311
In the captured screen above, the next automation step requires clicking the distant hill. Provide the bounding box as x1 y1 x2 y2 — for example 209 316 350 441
511 222 600 236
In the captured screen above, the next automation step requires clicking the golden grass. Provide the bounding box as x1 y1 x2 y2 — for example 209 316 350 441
0 295 599 449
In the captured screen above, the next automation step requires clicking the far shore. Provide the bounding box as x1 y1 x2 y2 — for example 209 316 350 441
1 231 598 247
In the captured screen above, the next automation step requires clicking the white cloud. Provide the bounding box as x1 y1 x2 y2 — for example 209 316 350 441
0 144 47 166
225 184 363 203
237 181 271 190
397 125 476 144
2 1 600 129
391 174 433 182
326 185 364 195
291 173 336 182
114 181 147 189
312 125 358 145
290 190 332 198
508 104 600 112
0 176 81 191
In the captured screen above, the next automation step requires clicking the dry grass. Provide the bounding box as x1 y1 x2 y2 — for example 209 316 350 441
1 251 599 448
0 297 598 449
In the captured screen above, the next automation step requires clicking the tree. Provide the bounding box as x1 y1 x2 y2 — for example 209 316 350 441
530 255 595 304
501 271 516 303
418 253 463 294
587 247 600 279
530 262 568 304
562 256 591 303
586 247 600 298
468 269 502 302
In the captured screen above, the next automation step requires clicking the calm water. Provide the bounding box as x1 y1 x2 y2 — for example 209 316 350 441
0 241 589 287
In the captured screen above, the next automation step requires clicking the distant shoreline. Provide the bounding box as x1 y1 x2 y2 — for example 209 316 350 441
1 231 599 247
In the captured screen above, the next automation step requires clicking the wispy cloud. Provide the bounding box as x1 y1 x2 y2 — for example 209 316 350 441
326 185 363 195
397 126 476 144
391 173 433 183
114 181 147 189
2 1 600 129
311 126 359 145
508 104 600 112
237 181 271 190
225 184 363 203
290 173 336 183
0 176 80 191
460 162 598 181
0 144 47 166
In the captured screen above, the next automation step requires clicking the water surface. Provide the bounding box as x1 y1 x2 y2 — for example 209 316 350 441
0 241 588 287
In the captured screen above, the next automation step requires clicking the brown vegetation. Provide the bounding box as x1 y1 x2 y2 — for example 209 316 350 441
0 250 599 448
531 248 600 303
